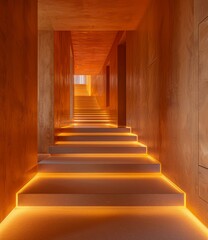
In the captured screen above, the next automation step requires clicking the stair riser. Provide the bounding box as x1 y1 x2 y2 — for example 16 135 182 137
38 164 160 173
18 194 184 206
49 147 146 154
55 136 137 141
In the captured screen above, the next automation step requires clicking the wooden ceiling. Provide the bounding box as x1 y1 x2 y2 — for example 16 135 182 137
72 31 117 75
38 0 151 31
38 0 151 74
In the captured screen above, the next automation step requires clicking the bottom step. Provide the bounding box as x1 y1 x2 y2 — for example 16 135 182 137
18 174 184 206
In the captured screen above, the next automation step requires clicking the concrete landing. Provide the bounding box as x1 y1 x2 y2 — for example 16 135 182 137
0 207 207 240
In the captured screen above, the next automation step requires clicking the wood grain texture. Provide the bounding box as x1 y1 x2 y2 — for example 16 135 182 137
90 0 208 224
91 33 124 123
54 32 73 129
195 0 208 23
38 31 54 153
126 0 208 225
71 31 117 75
126 0 160 159
0 0 37 222
38 0 151 30
199 166 208 203
195 0 208 208
199 19 208 169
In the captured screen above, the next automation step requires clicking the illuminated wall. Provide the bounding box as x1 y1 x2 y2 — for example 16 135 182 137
54 31 73 128
126 0 208 225
91 0 208 226
38 31 54 153
0 0 37 222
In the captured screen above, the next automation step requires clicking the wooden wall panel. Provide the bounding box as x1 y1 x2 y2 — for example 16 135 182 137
91 73 107 108
126 0 160 159
126 0 208 225
195 0 208 23
196 0 208 210
199 19 208 169
159 0 201 220
91 33 124 123
91 0 208 225
0 0 37 222
38 31 54 153
199 167 208 202
54 32 72 129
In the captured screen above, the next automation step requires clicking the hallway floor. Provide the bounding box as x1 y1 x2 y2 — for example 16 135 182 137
0 91 207 239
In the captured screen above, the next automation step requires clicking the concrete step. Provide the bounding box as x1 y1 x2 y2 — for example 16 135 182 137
38 155 160 173
57 127 131 133
18 174 184 207
73 114 111 117
74 110 110 113
55 133 137 141
73 116 112 120
49 142 146 154
70 120 115 124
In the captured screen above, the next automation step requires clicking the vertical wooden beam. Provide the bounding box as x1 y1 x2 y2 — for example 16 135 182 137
54 31 72 129
38 31 54 153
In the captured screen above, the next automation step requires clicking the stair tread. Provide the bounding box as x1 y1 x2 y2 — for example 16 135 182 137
56 133 135 136
53 142 145 147
58 127 129 131
19 174 182 195
39 156 159 165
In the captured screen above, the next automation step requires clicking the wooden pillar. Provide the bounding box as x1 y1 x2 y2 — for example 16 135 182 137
54 32 72 129
38 31 54 153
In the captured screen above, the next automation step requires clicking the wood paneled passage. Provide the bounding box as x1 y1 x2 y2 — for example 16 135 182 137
38 31 54 153
38 0 151 30
71 31 117 75
0 0 37 222
54 32 73 129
